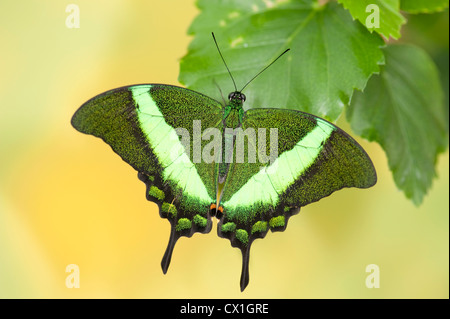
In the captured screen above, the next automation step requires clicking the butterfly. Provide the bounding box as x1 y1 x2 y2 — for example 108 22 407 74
71 34 377 291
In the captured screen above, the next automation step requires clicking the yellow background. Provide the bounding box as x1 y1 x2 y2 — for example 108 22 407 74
0 0 448 298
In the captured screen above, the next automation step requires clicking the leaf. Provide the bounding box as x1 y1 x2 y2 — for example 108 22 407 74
347 44 448 205
179 0 385 122
400 0 450 13
337 0 406 39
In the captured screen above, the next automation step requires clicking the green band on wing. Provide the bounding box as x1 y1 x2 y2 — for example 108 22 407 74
223 121 334 219
131 86 212 208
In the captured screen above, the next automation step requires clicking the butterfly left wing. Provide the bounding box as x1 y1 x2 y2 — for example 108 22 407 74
218 108 377 291
71 84 223 273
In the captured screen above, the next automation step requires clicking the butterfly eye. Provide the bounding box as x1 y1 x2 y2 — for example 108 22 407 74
228 92 246 102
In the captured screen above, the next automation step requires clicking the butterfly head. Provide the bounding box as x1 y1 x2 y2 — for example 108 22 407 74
228 91 246 106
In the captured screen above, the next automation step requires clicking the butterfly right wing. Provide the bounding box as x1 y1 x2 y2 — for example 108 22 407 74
217 108 377 291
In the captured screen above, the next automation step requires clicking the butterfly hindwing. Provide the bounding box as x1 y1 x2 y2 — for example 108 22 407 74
218 108 377 291
71 84 223 272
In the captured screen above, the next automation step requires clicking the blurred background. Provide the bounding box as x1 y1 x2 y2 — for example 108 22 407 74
0 0 448 298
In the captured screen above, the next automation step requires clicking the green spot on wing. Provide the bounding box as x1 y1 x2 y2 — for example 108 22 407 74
175 218 192 231
221 222 237 232
269 216 285 228
251 221 268 234
235 229 249 245
148 186 165 201
162 202 177 217
193 214 207 228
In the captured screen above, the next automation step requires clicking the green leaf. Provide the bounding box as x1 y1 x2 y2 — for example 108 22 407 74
347 44 448 205
400 0 449 13
179 0 385 121
337 0 406 39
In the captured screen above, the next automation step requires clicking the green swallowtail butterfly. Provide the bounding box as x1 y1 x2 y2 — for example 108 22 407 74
71 34 376 291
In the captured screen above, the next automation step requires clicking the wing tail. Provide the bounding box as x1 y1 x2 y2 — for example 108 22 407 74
161 222 179 274
240 244 251 292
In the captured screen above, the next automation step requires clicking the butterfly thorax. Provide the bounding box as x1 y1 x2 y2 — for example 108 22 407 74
223 91 245 129
218 92 246 184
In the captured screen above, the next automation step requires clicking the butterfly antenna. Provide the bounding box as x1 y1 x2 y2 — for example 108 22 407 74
240 48 290 92
212 32 238 92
